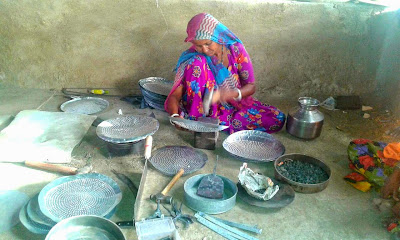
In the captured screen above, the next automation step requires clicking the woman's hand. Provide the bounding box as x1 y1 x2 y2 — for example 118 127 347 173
382 167 400 201
211 89 237 104
211 83 256 104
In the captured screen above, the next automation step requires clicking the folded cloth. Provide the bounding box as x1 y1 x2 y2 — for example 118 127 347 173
0 110 96 163
384 142 400 160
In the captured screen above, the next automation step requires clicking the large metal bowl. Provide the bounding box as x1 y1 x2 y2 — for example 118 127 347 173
274 154 331 193
45 215 125 240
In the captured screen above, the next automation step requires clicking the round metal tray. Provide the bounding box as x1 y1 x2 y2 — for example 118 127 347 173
96 115 159 144
38 173 122 222
170 117 229 132
138 77 173 97
274 153 331 193
149 146 208 176
60 97 109 115
184 174 237 214
45 215 126 240
27 194 56 227
223 130 285 162
20 203 52 235
236 179 295 208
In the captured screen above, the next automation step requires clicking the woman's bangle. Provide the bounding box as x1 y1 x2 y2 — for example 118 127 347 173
233 88 242 101
170 113 179 125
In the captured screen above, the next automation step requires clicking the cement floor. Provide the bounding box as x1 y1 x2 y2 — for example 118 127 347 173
0 85 397 240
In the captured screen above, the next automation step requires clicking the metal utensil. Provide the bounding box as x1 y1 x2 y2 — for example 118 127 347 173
184 174 237 214
148 146 208 176
203 87 214 116
96 115 159 144
197 155 224 199
38 173 122 222
60 97 109 115
223 130 285 162
169 117 229 132
45 215 126 240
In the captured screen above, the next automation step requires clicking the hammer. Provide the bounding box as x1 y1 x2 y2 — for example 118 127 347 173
150 168 185 204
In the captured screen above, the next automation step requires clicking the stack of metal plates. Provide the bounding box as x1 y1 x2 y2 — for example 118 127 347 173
19 173 120 235
139 77 173 111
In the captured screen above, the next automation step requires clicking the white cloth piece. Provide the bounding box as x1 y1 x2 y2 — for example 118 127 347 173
0 110 96 163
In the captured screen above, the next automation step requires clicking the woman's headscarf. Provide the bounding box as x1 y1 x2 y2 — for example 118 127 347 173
175 13 242 89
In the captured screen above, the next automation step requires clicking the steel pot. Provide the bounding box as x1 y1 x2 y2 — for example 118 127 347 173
286 97 324 139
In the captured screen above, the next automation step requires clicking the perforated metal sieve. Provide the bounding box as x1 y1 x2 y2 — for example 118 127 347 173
149 146 208 176
139 77 173 97
223 130 285 162
60 97 109 115
38 173 122 222
96 115 159 143
170 117 229 132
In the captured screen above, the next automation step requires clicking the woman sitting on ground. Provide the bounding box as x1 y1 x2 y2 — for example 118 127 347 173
165 13 285 134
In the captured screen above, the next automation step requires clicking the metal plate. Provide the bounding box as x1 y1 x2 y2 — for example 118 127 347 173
236 179 295 208
184 174 237 214
170 117 229 132
19 203 52 235
149 146 208 176
27 194 56 227
38 173 122 222
45 215 126 240
60 97 109 115
223 130 285 162
96 115 159 143
139 77 173 96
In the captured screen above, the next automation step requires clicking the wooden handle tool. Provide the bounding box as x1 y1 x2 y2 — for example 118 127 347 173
144 135 153 160
161 168 184 196
24 160 78 175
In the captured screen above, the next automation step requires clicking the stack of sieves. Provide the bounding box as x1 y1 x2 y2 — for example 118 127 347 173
138 77 173 111
96 115 159 157
19 173 121 235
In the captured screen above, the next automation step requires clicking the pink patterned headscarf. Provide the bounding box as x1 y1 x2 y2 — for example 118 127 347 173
184 13 241 45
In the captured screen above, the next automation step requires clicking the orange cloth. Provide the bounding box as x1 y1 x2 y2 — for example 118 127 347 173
383 142 400 160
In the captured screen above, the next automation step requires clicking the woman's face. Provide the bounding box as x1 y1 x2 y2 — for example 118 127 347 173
192 40 221 57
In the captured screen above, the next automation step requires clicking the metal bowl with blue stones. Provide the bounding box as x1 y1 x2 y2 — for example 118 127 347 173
274 153 331 193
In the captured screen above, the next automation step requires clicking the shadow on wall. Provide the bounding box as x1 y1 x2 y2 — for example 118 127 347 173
371 9 400 115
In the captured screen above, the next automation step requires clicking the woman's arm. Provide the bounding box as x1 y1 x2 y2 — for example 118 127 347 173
166 85 184 116
214 43 256 103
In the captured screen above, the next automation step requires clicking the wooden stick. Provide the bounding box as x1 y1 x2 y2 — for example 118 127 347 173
24 160 78 175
